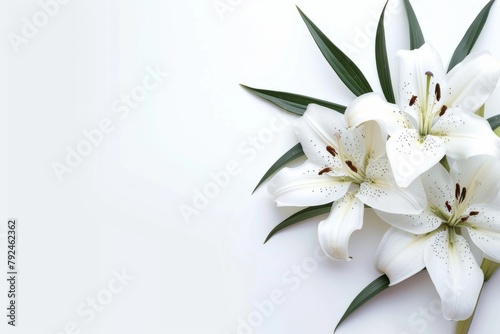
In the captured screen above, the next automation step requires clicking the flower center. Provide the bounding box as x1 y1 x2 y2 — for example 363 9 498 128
439 183 479 227
408 71 448 137
318 136 367 184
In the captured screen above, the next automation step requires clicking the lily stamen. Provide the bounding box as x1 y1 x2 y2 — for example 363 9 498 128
318 167 332 175
345 160 358 173
419 71 444 135
460 187 467 203
326 146 337 157
435 83 441 101
439 105 447 116
409 95 418 107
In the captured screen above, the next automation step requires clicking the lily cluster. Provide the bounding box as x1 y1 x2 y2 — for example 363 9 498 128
268 43 500 321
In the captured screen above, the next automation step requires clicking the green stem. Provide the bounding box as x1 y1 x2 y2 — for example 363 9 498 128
456 258 500 334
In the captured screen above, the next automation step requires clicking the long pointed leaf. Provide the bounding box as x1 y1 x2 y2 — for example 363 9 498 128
375 1 395 103
253 143 305 193
334 275 390 332
482 258 500 282
296 6 373 96
402 0 425 49
241 85 346 116
456 258 500 334
264 203 332 244
448 0 496 72
487 114 500 131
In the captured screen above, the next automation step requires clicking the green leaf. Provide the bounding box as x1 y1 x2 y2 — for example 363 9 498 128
448 0 496 72
439 156 450 172
264 203 332 244
487 114 500 131
240 85 346 116
402 0 425 49
335 275 390 332
253 143 305 193
482 258 500 282
475 104 485 118
456 258 500 334
375 1 395 104
296 6 373 97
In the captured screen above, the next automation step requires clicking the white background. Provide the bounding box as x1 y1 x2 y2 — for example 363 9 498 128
1 0 500 333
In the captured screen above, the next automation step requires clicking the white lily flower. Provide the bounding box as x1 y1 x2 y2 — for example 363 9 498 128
375 156 500 320
268 104 426 260
346 43 500 187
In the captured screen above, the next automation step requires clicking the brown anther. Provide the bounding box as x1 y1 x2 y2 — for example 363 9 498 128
459 187 467 203
455 183 461 200
318 167 332 175
445 201 452 212
409 95 418 107
439 105 448 116
345 160 358 173
425 71 434 77
461 216 469 222
435 83 441 101
326 146 337 157
470 211 479 216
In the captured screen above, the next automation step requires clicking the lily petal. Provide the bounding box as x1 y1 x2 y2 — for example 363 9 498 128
431 108 500 160
296 104 347 167
465 204 500 263
374 208 442 234
445 51 500 113
420 162 454 214
359 121 386 161
358 159 426 214
396 43 446 122
450 156 500 205
318 192 364 260
386 129 446 187
375 227 430 285
424 230 483 321
345 93 413 136
268 161 351 207
339 126 366 172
